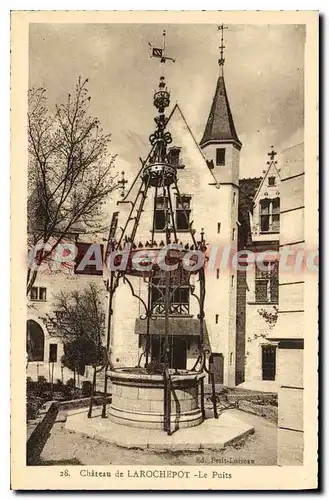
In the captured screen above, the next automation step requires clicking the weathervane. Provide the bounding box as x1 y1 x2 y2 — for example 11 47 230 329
217 23 228 71
149 30 176 64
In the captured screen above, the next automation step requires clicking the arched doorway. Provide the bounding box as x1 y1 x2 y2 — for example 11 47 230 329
27 320 45 362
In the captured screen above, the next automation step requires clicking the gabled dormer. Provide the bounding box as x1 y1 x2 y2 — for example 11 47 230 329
251 147 281 241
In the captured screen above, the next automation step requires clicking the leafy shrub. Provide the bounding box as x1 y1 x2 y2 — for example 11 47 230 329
26 377 33 388
66 378 76 388
26 394 43 420
42 391 54 402
52 391 67 402
71 387 82 399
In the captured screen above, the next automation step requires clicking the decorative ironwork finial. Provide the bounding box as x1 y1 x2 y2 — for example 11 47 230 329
149 31 176 114
118 171 128 198
217 23 228 70
153 76 170 114
142 31 177 187
267 146 277 165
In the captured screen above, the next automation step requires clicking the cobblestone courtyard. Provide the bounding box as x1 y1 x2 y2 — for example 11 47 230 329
38 409 277 466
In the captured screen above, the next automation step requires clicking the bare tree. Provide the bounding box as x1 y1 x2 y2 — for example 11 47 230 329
45 282 107 417
27 77 116 294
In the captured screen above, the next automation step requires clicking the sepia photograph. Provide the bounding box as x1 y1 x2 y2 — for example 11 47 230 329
10 10 318 490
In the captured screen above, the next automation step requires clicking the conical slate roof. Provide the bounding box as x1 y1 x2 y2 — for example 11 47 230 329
200 75 241 149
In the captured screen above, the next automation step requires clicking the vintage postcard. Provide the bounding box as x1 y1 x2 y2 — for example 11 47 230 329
11 10 318 490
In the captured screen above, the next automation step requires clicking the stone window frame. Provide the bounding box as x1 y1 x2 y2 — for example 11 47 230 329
268 176 276 187
49 343 58 363
216 147 226 166
254 261 279 304
154 195 168 231
259 197 280 233
153 194 192 232
30 286 47 302
175 194 192 232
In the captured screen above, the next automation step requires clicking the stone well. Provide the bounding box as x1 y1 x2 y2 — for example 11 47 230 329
108 368 205 430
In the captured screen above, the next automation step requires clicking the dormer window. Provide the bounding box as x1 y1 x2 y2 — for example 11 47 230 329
260 197 280 233
268 176 276 187
154 196 168 231
260 199 270 232
167 146 181 167
216 148 226 166
176 195 191 231
272 198 280 231
154 195 192 232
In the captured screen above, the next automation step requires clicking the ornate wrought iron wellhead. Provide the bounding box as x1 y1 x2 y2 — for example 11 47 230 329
142 162 176 187
112 243 202 277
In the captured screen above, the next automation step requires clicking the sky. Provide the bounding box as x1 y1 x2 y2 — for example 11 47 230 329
29 23 305 180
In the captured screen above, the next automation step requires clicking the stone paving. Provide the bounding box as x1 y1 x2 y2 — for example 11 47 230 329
64 406 254 451
39 409 277 466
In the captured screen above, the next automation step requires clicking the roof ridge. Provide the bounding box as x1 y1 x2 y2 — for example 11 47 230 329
167 103 220 185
